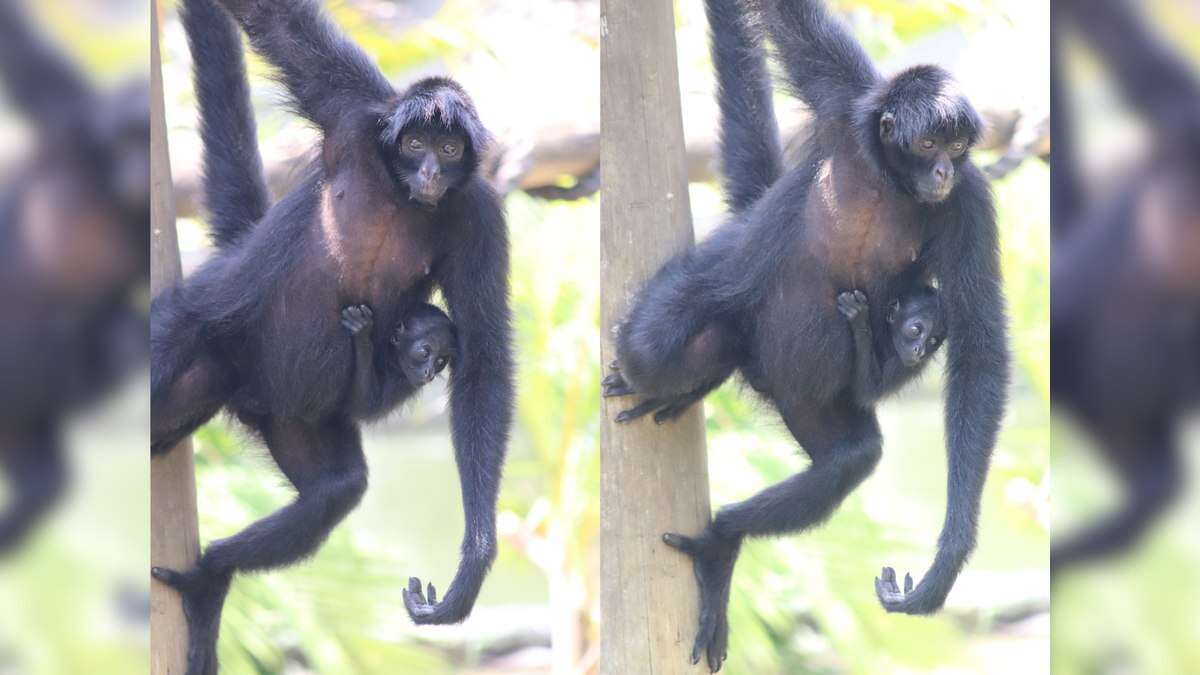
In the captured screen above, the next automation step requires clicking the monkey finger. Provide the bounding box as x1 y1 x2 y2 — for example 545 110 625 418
854 290 867 304
904 573 914 594
427 582 437 604
406 576 427 604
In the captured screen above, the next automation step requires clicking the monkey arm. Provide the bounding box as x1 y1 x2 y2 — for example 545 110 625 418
215 0 395 135
758 0 880 120
704 0 783 213
181 0 271 249
847 319 884 408
878 167 1010 615
347 324 377 416
405 178 513 625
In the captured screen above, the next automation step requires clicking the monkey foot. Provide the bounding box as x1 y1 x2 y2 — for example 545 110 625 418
602 371 634 398
151 563 233 675
662 529 742 672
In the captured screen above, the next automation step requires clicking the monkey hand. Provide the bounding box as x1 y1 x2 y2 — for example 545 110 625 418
874 566 946 615
662 528 743 672
340 304 374 336
403 576 473 625
836 290 869 325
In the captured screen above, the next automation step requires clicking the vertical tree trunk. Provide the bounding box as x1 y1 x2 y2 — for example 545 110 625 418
599 0 712 672
149 3 201 673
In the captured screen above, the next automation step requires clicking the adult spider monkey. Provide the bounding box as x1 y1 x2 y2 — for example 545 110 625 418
605 0 1008 668
151 0 512 672
1051 0 1200 572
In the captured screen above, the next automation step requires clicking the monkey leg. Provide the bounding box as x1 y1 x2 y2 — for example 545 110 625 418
664 408 882 672
615 322 736 398
1052 427 1180 573
151 356 226 456
0 424 66 555
151 299 228 456
152 416 368 675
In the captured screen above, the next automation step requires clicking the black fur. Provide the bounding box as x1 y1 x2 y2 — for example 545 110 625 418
152 1 513 672
838 284 946 409
181 0 270 248
1051 0 1200 573
604 0 1009 667
339 302 456 419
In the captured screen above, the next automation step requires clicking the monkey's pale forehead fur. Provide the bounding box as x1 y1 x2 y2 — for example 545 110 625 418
377 76 494 154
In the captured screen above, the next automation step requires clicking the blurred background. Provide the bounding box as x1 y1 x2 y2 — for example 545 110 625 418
0 0 149 673
1051 1 1200 673
159 1 600 674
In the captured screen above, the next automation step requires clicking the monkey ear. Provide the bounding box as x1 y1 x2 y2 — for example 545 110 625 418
887 300 900 323
879 112 897 141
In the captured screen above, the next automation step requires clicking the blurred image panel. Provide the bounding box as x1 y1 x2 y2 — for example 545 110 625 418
0 0 149 672
1052 0 1200 671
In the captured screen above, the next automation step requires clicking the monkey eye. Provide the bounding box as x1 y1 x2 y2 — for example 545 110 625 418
919 138 936 151
440 142 459 157
950 141 965 153
906 322 922 338
418 345 431 359
407 138 424 151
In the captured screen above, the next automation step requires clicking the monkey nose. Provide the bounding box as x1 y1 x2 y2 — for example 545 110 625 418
934 167 947 181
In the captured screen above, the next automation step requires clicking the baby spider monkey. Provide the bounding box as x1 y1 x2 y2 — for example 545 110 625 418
836 284 946 409
340 303 456 419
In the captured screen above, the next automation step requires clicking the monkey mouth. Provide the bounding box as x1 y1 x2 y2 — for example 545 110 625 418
916 182 953 204
407 181 447 208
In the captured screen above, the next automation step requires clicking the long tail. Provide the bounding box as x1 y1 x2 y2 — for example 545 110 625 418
704 0 783 214
180 0 270 249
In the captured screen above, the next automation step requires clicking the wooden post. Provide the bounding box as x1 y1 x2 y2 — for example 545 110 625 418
599 0 712 672
150 2 201 673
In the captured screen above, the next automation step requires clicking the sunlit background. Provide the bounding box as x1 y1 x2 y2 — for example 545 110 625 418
1051 1 1200 673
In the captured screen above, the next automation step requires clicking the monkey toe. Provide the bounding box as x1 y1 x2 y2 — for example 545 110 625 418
602 373 635 397
150 565 187 589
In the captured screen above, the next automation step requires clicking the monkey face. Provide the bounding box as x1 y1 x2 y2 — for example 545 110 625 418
392 325 455 385
887 297 946 367
879 114 970 204
392 126 470 207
